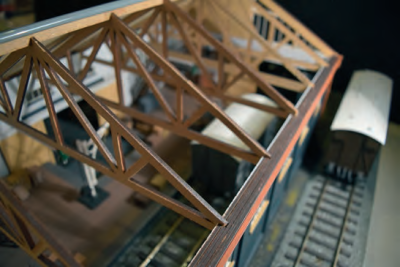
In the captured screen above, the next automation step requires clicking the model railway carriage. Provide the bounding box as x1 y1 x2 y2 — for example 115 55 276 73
325 70 392 182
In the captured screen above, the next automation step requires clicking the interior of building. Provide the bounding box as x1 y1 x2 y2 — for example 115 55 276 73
0 1 398 267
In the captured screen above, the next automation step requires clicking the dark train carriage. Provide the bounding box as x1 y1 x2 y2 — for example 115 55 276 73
325 70 392 181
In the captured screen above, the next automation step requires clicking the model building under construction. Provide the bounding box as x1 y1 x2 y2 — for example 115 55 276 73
0 0 351 266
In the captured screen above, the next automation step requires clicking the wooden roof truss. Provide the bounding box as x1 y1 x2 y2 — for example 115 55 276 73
0 0 340 266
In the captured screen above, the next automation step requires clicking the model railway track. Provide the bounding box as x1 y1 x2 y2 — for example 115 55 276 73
112 213 210 267
284 178 364 267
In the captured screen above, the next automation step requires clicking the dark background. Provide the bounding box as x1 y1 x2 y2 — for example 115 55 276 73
35 0 400 123
277 0 399 123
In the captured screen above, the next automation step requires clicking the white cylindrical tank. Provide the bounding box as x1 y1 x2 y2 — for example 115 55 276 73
199 93 276 158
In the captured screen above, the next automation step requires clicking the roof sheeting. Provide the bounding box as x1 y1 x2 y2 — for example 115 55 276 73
331 70 392 145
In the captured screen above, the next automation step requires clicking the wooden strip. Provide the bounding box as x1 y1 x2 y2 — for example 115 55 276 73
12 52 32 119
124 179 215 229
46 33 73 52
111 130 126 173
260 0 335 57
45 64 118 171
183 106 207 128
66 51 75 75
207 92 288 118
194 0 204 55
77 27 109 81
176 86 184 122
169 12 216 90
117 31 176 121
153 12 161 41
124 8 152 24
33 58 64 145
138 8 161 38
51 22 106 58
218 53 224 89
161 8 168 58
249 48 272 69
110 29 124 104
123 156 147 179
31 240 47 257
276 34 291 49
258 72 305 92
0 79 13 114
0 48 27 76
222 71 245 92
